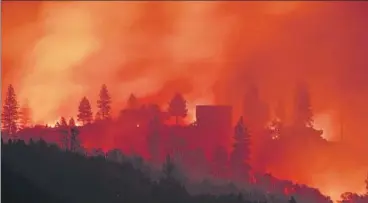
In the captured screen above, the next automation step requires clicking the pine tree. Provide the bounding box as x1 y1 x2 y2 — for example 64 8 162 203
211 146 228 178
68 117 76 127
106 149 125 163
147 104 161 120
168 93 187 125
77 97 93 125
293 82 313 128
163 154 175 179
127 93 139 109
60 117 68 127
56 117 69 149
1 84 19 136
160 154 188 201
289 196 297 203
97 84 111 120
191 148 208 179
230 117 251 181
147 115 161 164
60 126 70 150
70 127 81 153
19 101 31 129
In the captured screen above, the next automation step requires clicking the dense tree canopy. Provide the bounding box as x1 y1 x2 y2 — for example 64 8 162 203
230 117 251 181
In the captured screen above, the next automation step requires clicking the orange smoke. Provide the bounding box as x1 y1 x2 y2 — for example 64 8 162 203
2 1 368 201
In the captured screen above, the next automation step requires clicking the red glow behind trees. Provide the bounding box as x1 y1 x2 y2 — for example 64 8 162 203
60 117 68 127
293 82 314 128
242 84 269 132
4 80 366 202
19 101 31 129
69 117 76 126
3 2 368 200
275 100 286 123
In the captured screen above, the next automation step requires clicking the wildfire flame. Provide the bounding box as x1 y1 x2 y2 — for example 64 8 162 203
3 1 368 201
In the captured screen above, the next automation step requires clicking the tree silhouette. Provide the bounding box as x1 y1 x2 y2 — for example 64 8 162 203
168 93 187 125
293 82 313 128
211 146 228 178
106 148 125 163
60 127 70 150
127 93 139 109
77 97 93 125
57 117 69 150
60 117 68 127
19 101 31 129
1 84 19 136
339 192 366 203
68 117 76 127
289 196 297 203
3 139 319 203
190 148 208 179
147 104 162 120
159 154 189 203
147 115 161 164
70 127 81 153
97 84 111 120
163 154 175 179
230 117 251 181
90 148 105 157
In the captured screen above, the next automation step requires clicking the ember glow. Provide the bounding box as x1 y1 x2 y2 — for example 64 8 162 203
2 1 368 202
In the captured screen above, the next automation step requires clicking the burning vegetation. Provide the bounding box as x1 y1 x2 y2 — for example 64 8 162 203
2 1 368 203
2 83 368 203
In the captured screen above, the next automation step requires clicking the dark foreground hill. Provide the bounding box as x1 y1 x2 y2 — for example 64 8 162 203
1 139 277 203
2 163 66 203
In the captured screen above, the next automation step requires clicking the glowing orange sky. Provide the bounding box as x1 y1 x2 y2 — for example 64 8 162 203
2 1 368 201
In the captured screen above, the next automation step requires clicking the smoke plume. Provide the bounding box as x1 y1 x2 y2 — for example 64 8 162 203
2 1 368 200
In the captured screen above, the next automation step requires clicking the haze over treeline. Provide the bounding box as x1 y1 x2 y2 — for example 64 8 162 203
2 82 368 202
2 1 368 201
